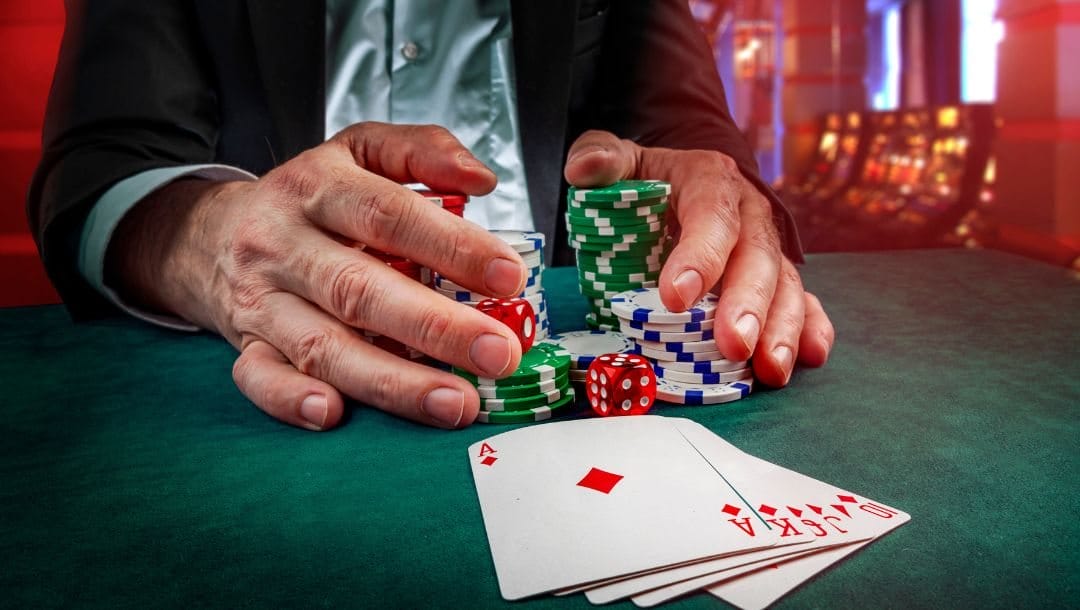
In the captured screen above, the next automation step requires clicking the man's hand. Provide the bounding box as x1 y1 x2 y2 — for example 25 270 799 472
107 123 530 431
564 130 834 386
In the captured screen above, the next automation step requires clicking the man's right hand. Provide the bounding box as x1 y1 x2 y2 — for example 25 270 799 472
106 123 528 431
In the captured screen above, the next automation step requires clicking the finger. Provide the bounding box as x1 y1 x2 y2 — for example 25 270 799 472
232 339 346 431
752 258 807 388
249 292 482 429
292 160 524 298
657 153 744 313
564 130 640 187
710 194 782 361
331 122 497 195
797 291 834 368
272 230 522 378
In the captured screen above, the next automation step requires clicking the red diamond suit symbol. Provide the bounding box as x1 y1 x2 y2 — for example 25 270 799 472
576 467 624 494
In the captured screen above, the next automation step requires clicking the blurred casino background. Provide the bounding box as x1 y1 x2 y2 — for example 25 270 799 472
1 0 1077 307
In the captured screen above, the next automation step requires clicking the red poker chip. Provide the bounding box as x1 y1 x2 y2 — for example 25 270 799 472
441 205 466 217
415 190 469 207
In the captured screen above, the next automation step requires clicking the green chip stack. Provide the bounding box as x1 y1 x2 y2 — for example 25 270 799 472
453 342 577 424
565 180 672 330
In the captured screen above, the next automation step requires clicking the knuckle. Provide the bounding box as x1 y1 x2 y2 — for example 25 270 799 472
265 160 321 203
707 150 739 174
410 305 455 352
780 264 804 291
355 187 409 245
747 222 781 257
327 260 382 325
292 327 338 378
366 366 406 410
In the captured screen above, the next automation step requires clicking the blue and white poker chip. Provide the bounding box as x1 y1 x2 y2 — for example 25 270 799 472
634 337 720 354
492 230 545 253
644 357 749 373
540 330 635 370
654 377 753 405
623 318 716 333
610 288 718 324
631 344 727 362
620 326 715 343
653 364 752 385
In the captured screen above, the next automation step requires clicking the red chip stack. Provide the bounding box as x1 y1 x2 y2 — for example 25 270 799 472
352 189 469 361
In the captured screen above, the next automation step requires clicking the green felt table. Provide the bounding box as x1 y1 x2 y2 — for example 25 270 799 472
2 249 1078 609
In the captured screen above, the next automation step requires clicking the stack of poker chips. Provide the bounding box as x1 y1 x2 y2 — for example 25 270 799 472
353 189 468 360
609 287 754 405
565 180 673 331
434 230 550 341
453 343 575 424
540 330 636 390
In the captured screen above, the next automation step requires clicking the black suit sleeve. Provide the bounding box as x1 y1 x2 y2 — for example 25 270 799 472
586 0 803 261
27 0 222 319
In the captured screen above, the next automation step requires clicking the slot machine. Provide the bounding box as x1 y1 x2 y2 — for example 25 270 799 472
850 109 934 224
882 104 996 241
828 111 902 222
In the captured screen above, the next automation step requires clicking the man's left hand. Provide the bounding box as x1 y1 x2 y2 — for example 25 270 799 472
564 130 834 386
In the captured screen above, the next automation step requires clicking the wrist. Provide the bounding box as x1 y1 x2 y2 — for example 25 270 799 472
105 179 244 331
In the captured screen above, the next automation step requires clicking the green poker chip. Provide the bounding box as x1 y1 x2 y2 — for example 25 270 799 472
475 391 578 424
478 378 574 412
565 212 665 228
568 200 669 218
475 371 570 399
584 313 620 331
580 279 657 295
579 268 661 284
570 238 670 254
453 342 570 386
576 254 665 272
567 230 665 246
565 217 664 236
569 180 672 203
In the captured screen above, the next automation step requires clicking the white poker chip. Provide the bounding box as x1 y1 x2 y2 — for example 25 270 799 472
434 269 539 292
654 377 754 405
654 365 752 385
632 344 727 362
634 337 720 354
644 357 748 374
541 330 635 370
492 230 545 253
610 288 718 324
620 325 715 343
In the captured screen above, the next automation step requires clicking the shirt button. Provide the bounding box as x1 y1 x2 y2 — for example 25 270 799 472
401 41 420 61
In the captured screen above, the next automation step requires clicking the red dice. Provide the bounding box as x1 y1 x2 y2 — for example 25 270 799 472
585 353 657 417
475 297 536 353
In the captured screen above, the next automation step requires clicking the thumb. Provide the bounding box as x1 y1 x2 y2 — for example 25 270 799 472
564 130 639 187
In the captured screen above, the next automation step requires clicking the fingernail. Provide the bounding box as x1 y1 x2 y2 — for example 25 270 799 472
771 346 793 383
470 333 512 377
422 387 465 428
300 394 328 430
485 257 524 296
673 269 703 309
735 314 761 352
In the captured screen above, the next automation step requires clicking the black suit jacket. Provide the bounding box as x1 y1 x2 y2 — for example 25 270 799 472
29 0 801 319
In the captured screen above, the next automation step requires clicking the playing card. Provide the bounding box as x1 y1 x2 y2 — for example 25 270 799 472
705 540 874 610
624 420 910 608
467 416 780 600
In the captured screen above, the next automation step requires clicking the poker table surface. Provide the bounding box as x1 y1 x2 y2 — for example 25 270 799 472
2 248 1077 609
